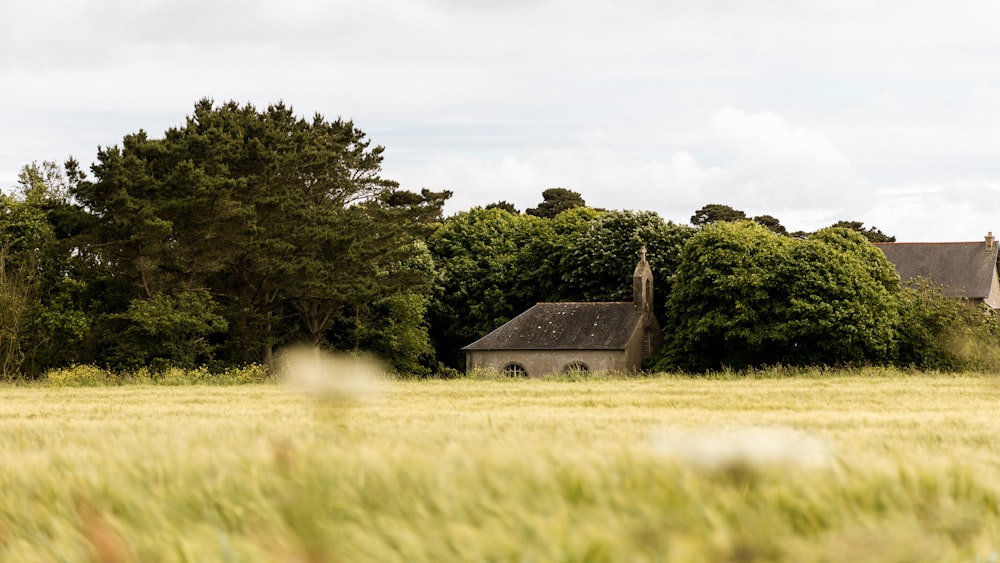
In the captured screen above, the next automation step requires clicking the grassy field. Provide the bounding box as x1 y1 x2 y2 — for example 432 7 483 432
2 370 1000 561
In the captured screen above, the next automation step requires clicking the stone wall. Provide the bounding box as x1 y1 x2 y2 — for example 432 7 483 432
466 349 633 377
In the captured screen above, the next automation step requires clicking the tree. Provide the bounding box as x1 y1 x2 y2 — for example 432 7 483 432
772 227 899 365
484 201 519 214
426 208 555 367
0 193 44 377
827 220 895 243
0 161 93 377
559 210 695 319
72 99 446 368
752 214 787 235
105 290 229 370
426 207 699 369
660 222 900 371
895 278 1000 371
526 188 586 219
690 203 747 226
661 221 791 371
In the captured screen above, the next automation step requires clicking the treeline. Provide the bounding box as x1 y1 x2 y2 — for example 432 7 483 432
2 100 447 377
2 100 996 377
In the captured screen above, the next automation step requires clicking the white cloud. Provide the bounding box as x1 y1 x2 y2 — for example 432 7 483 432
702 107 871 210
4 0 1000 241
862 181 1000 242
397 147 718 220
405 108 872 231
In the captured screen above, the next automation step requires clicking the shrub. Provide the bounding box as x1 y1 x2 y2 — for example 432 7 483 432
45 364 112 386
662 224 899 371
895 278 1000 372
216 364 271 384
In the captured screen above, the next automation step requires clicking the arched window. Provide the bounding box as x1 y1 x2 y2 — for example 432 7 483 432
564 362 589 374
503 363 527 378
643 328 652 356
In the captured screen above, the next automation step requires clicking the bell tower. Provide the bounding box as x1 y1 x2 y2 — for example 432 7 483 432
633 245 653 311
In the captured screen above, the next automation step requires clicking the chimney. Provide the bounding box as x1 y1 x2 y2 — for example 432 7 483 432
987 232 995 251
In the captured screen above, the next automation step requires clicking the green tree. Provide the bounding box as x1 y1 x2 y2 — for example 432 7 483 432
560 210 695 319
427 207 698 369
772 227 899 365
660 222 899 371
526 188 586 219
426 208 553 367
105 289 229 370
752 214 787 235
662 221 791 371
0 194 43 377
0 161 94 377
828 220 895 243
895 278 1000 371
484 201 519 214
72 99 445 368
690 203 747 226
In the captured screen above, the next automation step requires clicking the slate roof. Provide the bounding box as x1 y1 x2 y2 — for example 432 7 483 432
874 241 999 299
462 302 643 351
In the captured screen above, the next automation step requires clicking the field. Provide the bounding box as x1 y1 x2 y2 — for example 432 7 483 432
2 371 1000 561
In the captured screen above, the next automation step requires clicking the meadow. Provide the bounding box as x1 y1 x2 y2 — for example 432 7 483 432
2 369 1000 561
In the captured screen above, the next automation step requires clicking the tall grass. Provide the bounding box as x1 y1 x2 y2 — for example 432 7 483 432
1 372 999 561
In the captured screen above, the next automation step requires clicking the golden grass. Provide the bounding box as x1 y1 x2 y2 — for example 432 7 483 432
2 373 1000 561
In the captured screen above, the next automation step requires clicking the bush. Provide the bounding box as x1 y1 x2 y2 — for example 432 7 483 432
216 364 272 384
895 278 1000 372
45 364 113 386
152 364 271 385
43 363 273 386
662 223 899 371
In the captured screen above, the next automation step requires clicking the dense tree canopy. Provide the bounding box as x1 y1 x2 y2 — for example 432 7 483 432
425 207 558 367
827 220 896 243
660 222 900 371
426 207 694 368
559 210 694 318
2 101 992 377
526 188 586 218
690 203 747 226
54 100 447 372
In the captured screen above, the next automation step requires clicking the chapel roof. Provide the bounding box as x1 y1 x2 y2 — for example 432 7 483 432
874 238 999 299
462 302 643 351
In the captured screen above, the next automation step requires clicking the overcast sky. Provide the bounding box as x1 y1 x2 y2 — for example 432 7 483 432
3 0 1000 241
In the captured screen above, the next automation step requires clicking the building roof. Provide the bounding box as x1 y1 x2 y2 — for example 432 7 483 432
462 302 643 351
874 240 999 299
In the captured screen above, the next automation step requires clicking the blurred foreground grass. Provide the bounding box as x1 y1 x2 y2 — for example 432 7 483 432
2 372 1000 561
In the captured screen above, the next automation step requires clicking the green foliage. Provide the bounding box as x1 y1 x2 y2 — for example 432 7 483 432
895 278 1000 371
104 290 228 371
44 364 112 386
774 227 899 365
428 207 694 368
690 203 747 226
333 292 435 376
427 207 559 366
661 223 900 371
560 210 695 310
661 221 791 370
828 220 896 242
0 161 94 378
146 365 270 385
68 99 444 367
484 200 519 214
41 364 273 386
752 214 787 234
525 187 586 218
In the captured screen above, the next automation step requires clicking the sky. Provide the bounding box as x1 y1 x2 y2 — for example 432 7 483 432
3 0 1000 241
